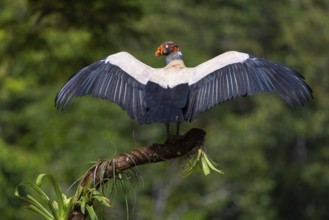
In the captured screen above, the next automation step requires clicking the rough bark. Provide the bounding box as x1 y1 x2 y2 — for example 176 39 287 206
69 128 206 220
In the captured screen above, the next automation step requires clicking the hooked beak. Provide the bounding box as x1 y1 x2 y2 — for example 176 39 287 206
155 45 163 57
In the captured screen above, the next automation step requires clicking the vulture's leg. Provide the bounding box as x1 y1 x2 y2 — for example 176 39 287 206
176 123 180 136
165 123 170 137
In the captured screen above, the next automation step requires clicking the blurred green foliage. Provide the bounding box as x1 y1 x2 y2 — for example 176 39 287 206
1 0 328 219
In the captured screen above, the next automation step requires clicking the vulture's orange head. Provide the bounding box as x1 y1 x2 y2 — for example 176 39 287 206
155 41 180 57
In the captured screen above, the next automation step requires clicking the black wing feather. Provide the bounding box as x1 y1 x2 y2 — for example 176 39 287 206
55 59 146 123
184 57 313 121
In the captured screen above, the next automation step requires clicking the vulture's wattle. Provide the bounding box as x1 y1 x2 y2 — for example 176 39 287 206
55 41 313 135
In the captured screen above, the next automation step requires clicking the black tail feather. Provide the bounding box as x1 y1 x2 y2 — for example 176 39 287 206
142 105 184 124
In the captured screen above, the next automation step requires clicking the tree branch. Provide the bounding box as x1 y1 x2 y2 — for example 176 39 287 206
69 128 206 220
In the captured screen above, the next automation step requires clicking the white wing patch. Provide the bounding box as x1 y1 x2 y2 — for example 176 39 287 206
105 51 249 89
105 52 154 85
189 51 250 85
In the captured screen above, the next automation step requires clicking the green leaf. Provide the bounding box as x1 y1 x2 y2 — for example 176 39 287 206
86 205 98 220
183 145 224 176
202 152 224 174
200 154 211 175
36 174 65 216
15 174 74 220
15 183 54 219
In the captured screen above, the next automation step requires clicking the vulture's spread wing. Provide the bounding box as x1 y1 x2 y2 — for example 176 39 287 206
55 52 154 122
183 51 313 121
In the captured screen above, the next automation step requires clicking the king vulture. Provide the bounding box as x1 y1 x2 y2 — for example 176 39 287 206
55 41 313 136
